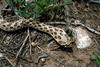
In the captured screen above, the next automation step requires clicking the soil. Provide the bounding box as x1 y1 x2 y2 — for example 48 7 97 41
0 0 100 67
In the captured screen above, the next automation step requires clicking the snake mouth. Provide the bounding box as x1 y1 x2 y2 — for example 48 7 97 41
58 41 71 46
58 45 73 52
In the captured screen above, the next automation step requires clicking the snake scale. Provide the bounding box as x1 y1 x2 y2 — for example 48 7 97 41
0 18 71 46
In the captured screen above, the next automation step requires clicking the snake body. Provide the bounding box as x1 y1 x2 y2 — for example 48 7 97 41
0 18 71 46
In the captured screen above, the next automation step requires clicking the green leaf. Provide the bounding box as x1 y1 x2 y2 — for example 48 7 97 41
96 56 100 67
64 0 72 5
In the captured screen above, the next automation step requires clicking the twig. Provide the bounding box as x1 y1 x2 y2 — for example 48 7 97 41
71 20 100 35
1 9 12 11
5 56 15 66
0 44 33 63
93 38 100 51
36 46 67 66
0 34 7 44
47 22 66 25
14 31 29 60
27 28 32 56
6 50 33 63
44 4 64 10
37 46 44 52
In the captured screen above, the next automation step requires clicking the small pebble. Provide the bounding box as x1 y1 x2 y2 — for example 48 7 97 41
0 53 3 58
40 58 46 63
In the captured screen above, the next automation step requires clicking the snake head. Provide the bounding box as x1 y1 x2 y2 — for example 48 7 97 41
50 27 71 46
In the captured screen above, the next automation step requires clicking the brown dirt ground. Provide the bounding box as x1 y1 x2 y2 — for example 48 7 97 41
0 0 100 67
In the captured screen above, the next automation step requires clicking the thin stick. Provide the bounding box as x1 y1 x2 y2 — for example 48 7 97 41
37 46 44 52
36 46 66 66
71 20 100 35
5 56 15 66
15 32 29 60
47 22 66 25
27 28 32 56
